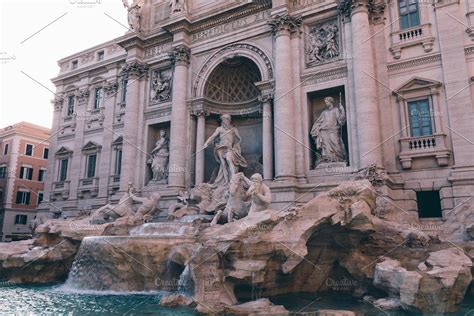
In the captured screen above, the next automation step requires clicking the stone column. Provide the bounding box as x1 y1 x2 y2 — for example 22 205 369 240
168 46 190 189
98 81 118 198
268 13 300 180
341 1 383 167
194 110 208 185
119 61 149 192
42 96 63 204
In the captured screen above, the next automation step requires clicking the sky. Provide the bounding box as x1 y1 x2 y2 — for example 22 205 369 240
0 0 129 129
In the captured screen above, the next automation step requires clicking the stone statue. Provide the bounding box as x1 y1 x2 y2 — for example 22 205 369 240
210 173 250 226
131 192 161 223
151 73 171 102
242 173 271 214
90 182 136 224
203 114 247 185
122 0 141 31
169 0 187 14
306 22 340 64
148 130 169 182
310 97 347 165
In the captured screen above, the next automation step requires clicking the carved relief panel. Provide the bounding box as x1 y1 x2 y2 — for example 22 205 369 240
150 68 173 105
305 20 342 67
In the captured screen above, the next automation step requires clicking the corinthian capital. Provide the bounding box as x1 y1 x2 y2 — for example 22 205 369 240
121 61 149 79
170 45 190 65
337 0 385 21
268 13 302 35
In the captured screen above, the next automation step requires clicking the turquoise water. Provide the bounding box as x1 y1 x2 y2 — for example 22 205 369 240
0 284 198 315
0 284 472 315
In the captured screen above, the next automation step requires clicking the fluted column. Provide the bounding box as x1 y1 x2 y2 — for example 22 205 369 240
342 1 383 167
119 61 148 192
194 110 209 185
268 14 300 180
168 46 190 189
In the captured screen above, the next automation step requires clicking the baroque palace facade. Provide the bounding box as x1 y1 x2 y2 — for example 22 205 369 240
39 0 474 235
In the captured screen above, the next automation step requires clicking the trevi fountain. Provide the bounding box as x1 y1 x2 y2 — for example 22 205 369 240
2 0 474 314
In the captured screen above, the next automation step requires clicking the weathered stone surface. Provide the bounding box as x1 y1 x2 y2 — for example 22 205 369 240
160 293 195 307
219 298 289 315
373 297 401 311
317 310 356 316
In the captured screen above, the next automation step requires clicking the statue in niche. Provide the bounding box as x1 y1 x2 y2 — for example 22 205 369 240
122 0 141 31
169 0 187 14
148 130 169 182
203 114 247 186
310 96 347 165
306 22 340 64
151 72 172 102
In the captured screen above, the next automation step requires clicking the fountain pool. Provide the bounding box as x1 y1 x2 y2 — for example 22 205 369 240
0 284 198 315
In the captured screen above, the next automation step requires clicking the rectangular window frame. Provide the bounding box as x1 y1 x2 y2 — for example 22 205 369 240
20 166 33 180
3 144 8 155
25 144 33 156
67 95 75 116
43 148 49 159
14 214 28 225
407 97 435 137
398 0 421 29
15 191 30 205
58 158 68 182
94 87 103 109
86 153 97 179
97 51 104 61
114 149 122 175
38 168 46 182
0 165 6 178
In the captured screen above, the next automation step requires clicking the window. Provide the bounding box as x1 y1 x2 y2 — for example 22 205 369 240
0 165 6 178
14 214 28 225
398 0 420 29
121 77 128 103
97 51 104 61
43 148 49 159
114 149 122 175
94 87 103 109
25 144 33 156
38 168 46 182
408 99 433 137
72 60 78 69
37 191 44 204
0 190 3 204
15 191 30 205
3 144 8 155
86 154 97 178
20 166 33 180
416 191 443 218
59 159 68 181
67 95 75 116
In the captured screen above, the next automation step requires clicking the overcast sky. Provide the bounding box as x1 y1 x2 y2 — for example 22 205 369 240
0 0 129 129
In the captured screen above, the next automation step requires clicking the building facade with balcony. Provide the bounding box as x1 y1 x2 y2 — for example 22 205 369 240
0 122 50 241
39 0 474 240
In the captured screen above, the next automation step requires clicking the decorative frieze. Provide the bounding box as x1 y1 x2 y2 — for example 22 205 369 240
144 42 173 59
104 81 119 96
268 13 302 35
150 68 173 104
301 65 348 86
305 20 341 67
121 61 149 78
75 89 90 105
387 54 441 73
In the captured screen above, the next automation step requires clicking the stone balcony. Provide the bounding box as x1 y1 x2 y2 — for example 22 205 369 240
78 177 99 198
108 174 121 196
390 23 435 59
399 133 451 169
51 181 70 201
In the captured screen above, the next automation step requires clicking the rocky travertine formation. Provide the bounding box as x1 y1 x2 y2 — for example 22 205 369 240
0 180 471 315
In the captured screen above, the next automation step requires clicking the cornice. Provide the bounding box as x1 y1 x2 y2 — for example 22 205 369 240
387 53 442 73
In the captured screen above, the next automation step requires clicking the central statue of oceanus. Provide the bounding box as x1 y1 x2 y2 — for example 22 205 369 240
203 114 247 185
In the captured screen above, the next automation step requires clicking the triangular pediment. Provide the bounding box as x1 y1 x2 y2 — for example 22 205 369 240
55 146 73 157
395 77 442 93
112 136 123 146
82 141 102 152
